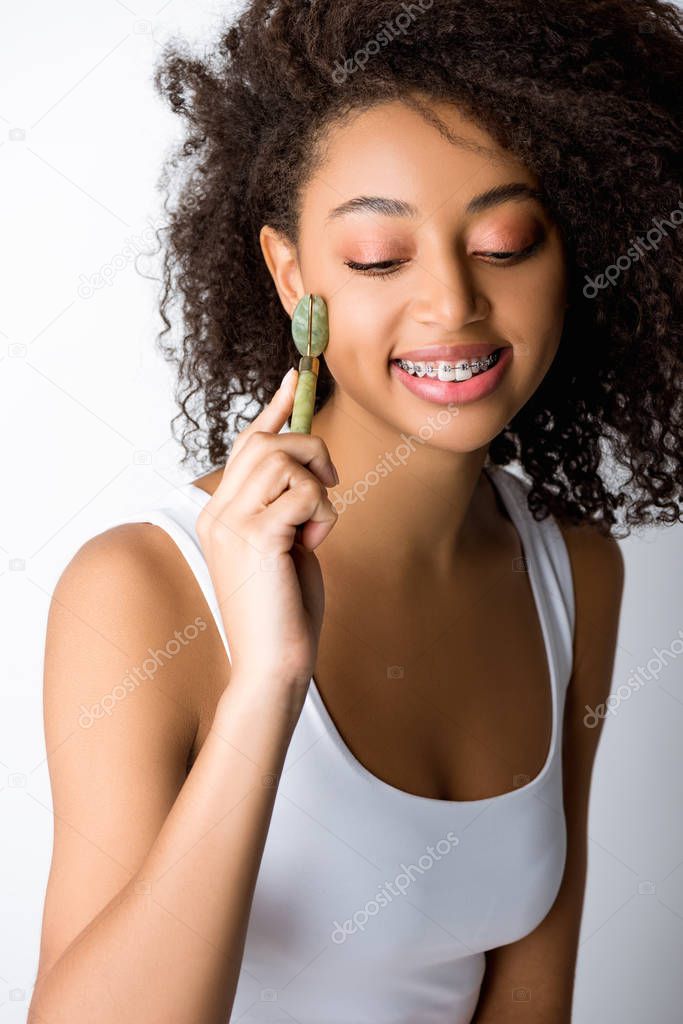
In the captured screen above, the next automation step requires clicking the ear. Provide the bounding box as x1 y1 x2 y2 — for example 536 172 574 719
259 225 304 317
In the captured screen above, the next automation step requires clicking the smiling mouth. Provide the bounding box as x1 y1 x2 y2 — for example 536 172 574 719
390 348 504 381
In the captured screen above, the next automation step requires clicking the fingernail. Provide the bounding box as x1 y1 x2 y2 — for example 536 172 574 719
280 367 296 388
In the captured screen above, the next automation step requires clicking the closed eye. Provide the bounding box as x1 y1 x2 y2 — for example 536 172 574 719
344 241 541 279
474 240 542 263
343 259 408 279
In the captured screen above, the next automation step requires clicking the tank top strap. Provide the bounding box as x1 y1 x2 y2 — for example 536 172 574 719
485 465 575 693
99 482 231 656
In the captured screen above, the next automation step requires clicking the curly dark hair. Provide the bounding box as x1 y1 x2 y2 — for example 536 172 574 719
148 0 682 538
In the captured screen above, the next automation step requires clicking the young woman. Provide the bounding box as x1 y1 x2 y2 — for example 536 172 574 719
31 1 682 1021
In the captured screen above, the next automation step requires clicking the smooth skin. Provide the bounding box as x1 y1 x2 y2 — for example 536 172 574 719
30 93 624 1023
29 374 334 1024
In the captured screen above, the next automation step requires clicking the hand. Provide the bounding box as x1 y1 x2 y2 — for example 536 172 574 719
196 369 339 696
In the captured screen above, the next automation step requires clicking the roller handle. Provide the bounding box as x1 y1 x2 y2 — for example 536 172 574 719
289 355 319 434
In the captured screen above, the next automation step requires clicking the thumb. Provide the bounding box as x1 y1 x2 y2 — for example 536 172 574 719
241 367 299 443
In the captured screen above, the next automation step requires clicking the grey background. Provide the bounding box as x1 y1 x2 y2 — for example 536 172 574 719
1 1 681 1020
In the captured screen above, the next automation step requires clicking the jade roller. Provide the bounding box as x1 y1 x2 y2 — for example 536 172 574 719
289 293 329 434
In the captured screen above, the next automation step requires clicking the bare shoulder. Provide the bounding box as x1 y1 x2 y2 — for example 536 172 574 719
557 518 625 587
52 520 222 726
556 518 625 711
37 522 225 976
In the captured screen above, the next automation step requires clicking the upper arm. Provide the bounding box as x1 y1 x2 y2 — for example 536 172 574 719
35 524 205 979
472 524 625 1023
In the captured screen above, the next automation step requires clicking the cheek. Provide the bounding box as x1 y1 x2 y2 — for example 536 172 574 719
323 287 400 378
498 252 567 352
530 278 567 356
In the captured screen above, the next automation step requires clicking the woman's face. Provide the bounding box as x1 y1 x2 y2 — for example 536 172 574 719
278 96 568 451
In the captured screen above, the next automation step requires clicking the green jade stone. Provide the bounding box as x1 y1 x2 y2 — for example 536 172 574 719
290 367 318 434
289 293 329 434
291 293 329 357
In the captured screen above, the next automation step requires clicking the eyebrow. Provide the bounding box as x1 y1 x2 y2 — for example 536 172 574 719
325 183 547 222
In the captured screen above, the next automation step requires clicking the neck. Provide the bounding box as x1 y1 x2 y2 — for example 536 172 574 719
311 389 499 584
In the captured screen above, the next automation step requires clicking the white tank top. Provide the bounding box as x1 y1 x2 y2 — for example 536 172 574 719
102 463 574 1023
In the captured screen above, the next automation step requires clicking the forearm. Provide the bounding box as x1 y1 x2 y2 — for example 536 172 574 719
29 675 304 1024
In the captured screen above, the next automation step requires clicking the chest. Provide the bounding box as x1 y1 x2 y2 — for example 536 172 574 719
189 552 554 803
228 559 566 1000
308 555 554 802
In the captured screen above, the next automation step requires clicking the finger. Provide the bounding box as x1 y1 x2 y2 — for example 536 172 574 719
256 479 338 553
230 368 298 461
233 456 316 516
216 435 337 508
297 514 337 550
289 542 325 633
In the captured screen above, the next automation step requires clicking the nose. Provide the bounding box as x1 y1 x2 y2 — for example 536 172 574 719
410 243 490 332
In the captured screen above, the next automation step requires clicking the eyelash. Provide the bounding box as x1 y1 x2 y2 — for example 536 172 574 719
344 240 541 280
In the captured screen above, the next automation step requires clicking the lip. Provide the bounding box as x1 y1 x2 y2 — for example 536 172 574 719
392 342 508 363
390 345 512 405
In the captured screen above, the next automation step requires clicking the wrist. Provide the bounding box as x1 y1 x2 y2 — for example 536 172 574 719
214 669 309 732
